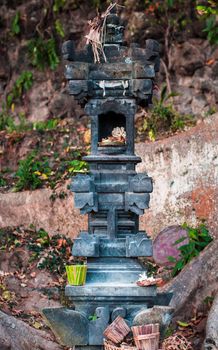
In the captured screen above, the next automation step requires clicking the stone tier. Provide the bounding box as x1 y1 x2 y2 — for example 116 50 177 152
72 233 153 257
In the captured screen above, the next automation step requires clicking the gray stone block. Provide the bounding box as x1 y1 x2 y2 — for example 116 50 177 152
145 39 160 53
74 192 98 214
42 307 89 346
129 174 153 193
132 79 152 94
71 174 94 193
89 306 109 345
125 192 150 215
126 233 153 257
133 63 155 79
65 63 89 80
72 234 100 257
111 307 127 321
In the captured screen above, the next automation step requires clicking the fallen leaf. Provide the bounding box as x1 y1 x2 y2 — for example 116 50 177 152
40 173 48 180
206 58 215 66
83 129 91 144
57 238 66 249
177 321 190 327
2 290 12 301
32 321 41 329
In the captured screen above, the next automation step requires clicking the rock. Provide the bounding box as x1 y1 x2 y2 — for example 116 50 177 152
153 225 189 266
191 95 208 116
211 62 218 79
132 306 174 338
42 308 89 346
204 292 218 350
200 79 214 94
0 310 62 350
21 0 44 38
111 307 127 321
19 290 61 313
0 48 10 80
49 90 81 119
28 81 54 122
0 184 87 238
160 239 218 319
173 86 193 115
169 40 205 76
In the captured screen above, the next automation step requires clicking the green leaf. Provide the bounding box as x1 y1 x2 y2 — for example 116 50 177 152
173 236 187 245
53 0 66 13
11 12 21 35
55 19 65 38
167 255 177 263
160 84 167 103
188 229 198 240
167 0 174 8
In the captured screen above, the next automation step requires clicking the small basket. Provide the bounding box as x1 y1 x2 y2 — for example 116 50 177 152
65 265 87 286
104 316 131 344
132 324 160 350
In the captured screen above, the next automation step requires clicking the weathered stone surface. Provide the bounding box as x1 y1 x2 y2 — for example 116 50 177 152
132 306 174 338
137 113 218 239
204 292 218 350
160 239 218 319
0 183 87 238
169 39 205 76
0 310 62 350
111 307 126 321
28 81 54 122
153 225 189 265
89 307 109 345
126 233 152 257
42 308 89 346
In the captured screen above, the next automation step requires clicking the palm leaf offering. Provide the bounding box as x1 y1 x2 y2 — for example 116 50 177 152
85 3 117 63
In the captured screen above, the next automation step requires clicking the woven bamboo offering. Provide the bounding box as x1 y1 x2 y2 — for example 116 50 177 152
121 344 137 350
104 340 137 350
65 265 87 285
104 340 121 350
103 316 131 344
132 324 160 350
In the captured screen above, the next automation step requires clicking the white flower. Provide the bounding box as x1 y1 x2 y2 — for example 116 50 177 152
112 127 126 139
138 272 156 282
138 272 148 282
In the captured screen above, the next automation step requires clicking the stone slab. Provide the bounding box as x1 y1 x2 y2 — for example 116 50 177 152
65 283 156 298
42 308 89 346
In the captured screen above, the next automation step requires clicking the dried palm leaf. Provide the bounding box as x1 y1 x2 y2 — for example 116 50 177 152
85 3 117 63
162 334 193 350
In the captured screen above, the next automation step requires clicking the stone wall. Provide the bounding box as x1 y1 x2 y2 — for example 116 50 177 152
137 113 218 238
0 114 217 239
0 185 87 237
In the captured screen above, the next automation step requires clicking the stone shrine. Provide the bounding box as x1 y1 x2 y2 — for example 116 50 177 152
43 6 171 349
